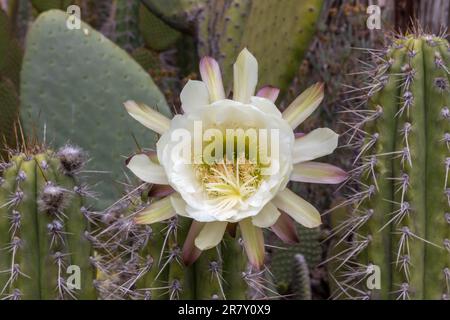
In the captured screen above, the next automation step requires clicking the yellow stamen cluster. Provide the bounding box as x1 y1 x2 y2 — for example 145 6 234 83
196 154 262 203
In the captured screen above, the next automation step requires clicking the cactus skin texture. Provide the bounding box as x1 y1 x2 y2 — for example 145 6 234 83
197 0 252 89
292 254 312 300
20 10 171 208
0 145 97 300
94 186 266 300
332 33 450 300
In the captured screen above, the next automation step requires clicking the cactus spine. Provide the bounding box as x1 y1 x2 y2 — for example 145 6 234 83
332 33 450 300
0 145 97 300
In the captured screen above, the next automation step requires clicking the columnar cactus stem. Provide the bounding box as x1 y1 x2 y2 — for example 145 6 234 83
332 33 450 300
0 146 97 300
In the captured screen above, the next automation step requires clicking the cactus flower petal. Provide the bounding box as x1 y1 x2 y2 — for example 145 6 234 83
134 196 176 224
169 194 191 218
256 86 280 103
182 220 205 266
199 56 226 102
282 83 324 129
195 221 228 250
250 96 282 117
270 212 299 244
148 184 175 197
124 100 171 134
126 154 169 185
272 188 321 228
233 48 258 103
251 202 281 228
291 162 348 184
293 128 339 163
239 218 265 269
180 80 210 114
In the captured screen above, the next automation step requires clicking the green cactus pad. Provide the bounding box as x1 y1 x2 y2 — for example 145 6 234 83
292 254 312 300
196 0 323 94
20 10 171 208
240 0 323 94
331 34 450 300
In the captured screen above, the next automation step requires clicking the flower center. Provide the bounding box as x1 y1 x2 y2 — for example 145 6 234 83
195 154 262 204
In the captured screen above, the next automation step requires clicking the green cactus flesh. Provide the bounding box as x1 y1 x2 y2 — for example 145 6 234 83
197 0 252 91
331 34 450 300
20 10 171 208
292 254 312 300
0 146 97 300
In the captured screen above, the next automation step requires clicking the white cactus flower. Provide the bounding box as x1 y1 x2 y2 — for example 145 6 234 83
124 48 346 268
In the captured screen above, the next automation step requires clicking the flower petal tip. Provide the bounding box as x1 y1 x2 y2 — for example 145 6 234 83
182 246 202 266
270 212 299 245
199 56 226 102
291 162 348 184
256 86 280 103
123 101 170 134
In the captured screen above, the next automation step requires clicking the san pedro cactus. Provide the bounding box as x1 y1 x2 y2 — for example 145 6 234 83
0 144 97 300
331 33 450 300
94 186 266 300
20 10 171 207
197 0 252 87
